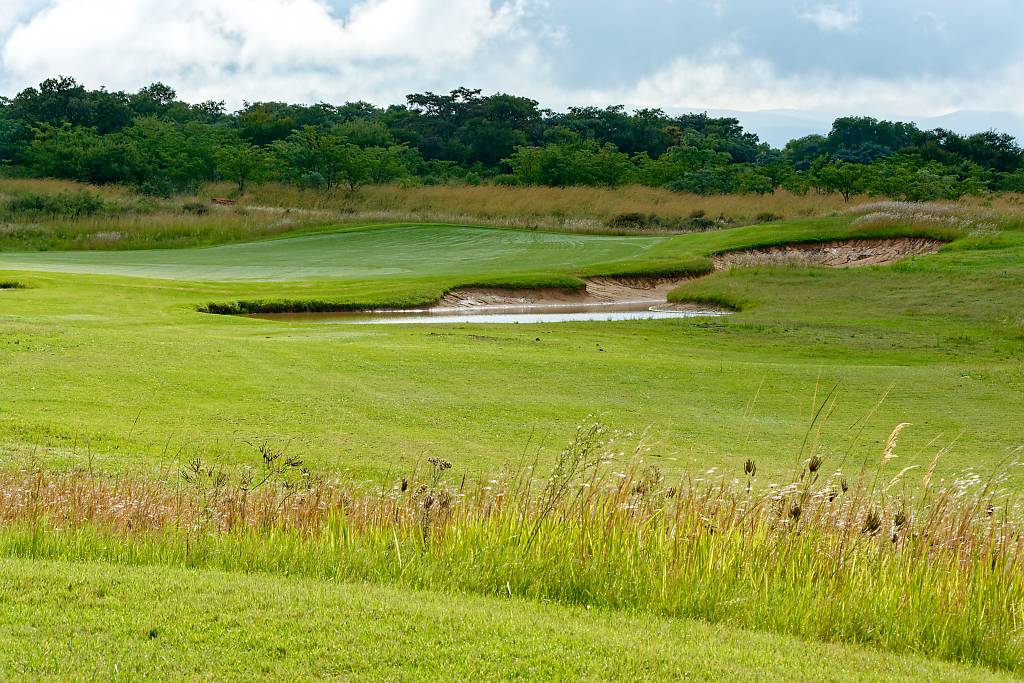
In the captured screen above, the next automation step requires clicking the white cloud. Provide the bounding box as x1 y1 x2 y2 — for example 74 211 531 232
0 0 47 37
798 2 861 32
915 10 949 36
700 0 729 17
0 0 545 104
608 44 1024 119
0 0 1021 127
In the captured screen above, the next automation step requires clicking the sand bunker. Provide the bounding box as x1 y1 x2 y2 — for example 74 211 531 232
437 276 692 309
437 238 943 310
712 238 943 270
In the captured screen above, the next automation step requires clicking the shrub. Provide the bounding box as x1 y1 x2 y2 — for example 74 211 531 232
181 201 210 215
4 190 106 218
491 174 520 187
755 211 783 223
686 217 718 230
607 212 660 230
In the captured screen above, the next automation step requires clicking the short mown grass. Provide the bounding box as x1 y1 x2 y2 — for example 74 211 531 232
2 557 1010 681
0 210 1020 486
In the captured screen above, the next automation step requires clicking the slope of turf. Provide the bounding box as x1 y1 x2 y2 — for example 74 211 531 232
0 557 1011 681
0 218 1020 486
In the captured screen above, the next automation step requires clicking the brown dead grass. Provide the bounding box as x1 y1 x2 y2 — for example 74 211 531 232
232 183 851 230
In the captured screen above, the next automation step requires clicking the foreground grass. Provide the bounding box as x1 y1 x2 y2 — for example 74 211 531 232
0 557 1009 681
1 424 1022 674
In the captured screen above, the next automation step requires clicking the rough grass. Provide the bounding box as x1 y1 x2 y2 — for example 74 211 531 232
4 177 1023 252
231 182 1024 230
0 178 335 251
2 422 1023 674
229 182 856 230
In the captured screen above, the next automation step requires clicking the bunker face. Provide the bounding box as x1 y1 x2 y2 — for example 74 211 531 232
247 302 728 325
712 237 944 270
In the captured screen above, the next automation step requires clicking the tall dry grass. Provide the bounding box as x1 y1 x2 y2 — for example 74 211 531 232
228 183 1024 231
3 177 1023 250
1 424 1022 672
230 182 854 231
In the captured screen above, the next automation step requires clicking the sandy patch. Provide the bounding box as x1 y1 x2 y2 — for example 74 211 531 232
712 238 943 270
437 276 695 309
438 287 592 308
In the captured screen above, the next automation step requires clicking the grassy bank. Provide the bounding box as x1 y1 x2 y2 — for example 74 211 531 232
1 425 1022 674
1 557 1009 681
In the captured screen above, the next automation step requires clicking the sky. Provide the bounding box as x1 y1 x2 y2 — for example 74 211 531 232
1 0 1023 144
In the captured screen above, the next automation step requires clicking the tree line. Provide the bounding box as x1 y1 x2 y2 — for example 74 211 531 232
2 76 1022 199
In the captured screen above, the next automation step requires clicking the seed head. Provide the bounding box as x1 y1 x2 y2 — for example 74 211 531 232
428 457 452 472
862 508 882 536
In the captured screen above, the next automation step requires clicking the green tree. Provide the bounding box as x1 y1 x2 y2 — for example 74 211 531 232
272 126 412 192
635 143 730 186
122 118 224 194
813 159 866 201
506 140 635 187
215 143 271 194
22 123 143 185
735 165 775 195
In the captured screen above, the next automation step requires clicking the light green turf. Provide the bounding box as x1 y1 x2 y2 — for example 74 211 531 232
0 224 669 281
0 219 1020 486
0 557 1010 681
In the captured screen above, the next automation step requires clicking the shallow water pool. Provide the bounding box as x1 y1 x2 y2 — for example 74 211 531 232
247 302 728 325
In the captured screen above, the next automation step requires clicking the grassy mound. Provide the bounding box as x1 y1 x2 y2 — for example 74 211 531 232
1 557 1009 681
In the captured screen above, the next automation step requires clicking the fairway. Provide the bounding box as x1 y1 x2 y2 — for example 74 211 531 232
0 217 1021 487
